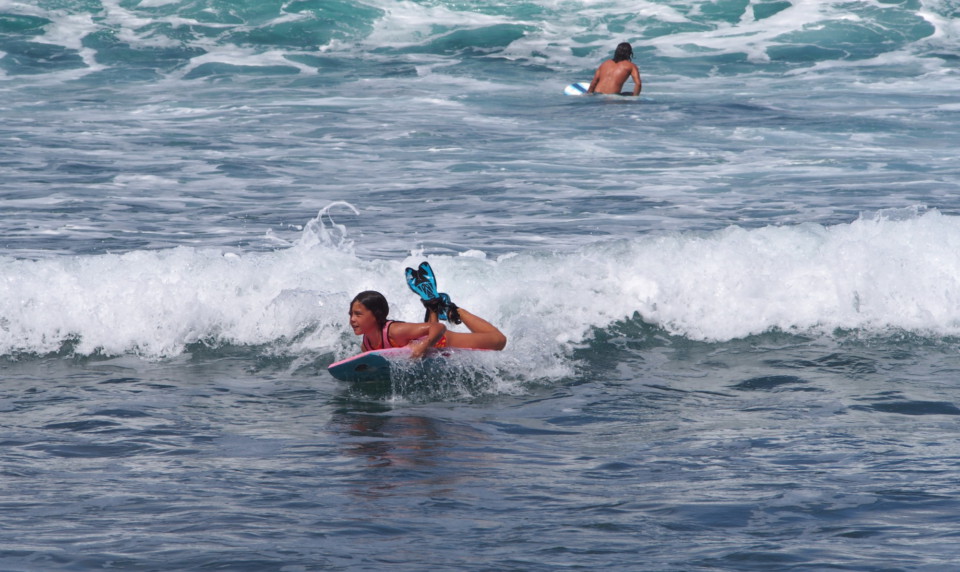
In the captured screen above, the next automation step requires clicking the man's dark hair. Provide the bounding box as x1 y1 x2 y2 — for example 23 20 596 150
613 42 633 63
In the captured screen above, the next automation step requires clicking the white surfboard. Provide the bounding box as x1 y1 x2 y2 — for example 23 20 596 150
564 82 642 97
564 82 590 95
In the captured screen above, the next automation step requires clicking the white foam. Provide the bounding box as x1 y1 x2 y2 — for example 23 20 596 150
363 0 513 48
583 206 960 341
4 206 960 375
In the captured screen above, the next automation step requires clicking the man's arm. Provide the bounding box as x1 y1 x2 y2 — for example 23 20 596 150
631 64 641 96
587 67 601 94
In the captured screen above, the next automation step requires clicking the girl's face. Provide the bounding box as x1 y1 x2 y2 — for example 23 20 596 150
349 301 378 335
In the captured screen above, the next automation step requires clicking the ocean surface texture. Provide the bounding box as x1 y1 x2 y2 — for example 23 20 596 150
3 0 960 570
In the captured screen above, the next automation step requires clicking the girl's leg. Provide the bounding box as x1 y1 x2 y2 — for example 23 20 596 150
445 308 507 350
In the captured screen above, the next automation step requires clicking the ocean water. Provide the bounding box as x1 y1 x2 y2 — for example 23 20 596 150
3 0 960 569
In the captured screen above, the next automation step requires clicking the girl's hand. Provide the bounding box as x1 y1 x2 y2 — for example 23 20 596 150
409 322 445 359
409 340 430 360
393 321 445 359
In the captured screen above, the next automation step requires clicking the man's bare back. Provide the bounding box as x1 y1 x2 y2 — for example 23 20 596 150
587 42 641 96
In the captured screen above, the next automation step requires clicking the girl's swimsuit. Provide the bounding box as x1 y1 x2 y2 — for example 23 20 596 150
362 320 447 351
361 320 395 352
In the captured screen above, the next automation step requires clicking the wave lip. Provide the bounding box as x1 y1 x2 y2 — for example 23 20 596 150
617 208 960 341
3 207 960 361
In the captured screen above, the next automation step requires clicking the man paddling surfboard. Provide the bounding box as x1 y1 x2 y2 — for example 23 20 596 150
587 42 642 96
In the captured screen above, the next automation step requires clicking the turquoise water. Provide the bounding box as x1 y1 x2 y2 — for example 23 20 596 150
3 0 960 569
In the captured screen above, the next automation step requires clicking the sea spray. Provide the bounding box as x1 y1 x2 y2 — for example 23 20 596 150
4 206 960 362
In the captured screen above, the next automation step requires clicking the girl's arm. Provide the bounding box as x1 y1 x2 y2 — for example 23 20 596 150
391 321 447 359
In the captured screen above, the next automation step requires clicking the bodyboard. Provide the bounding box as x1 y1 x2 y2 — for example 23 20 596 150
328 347 487 383
328 348 408 383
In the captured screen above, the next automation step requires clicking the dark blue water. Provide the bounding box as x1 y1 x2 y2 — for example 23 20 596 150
3 0 960 569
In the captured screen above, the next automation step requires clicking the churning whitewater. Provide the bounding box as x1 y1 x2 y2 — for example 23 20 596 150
3 0 960 570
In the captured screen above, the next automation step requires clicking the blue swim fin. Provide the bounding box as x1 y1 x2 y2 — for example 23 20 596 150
438 292 461 325
405 261 461 323
405 261 439 302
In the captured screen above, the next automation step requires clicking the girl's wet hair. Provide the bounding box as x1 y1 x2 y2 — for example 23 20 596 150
613 42 633 62
351 290 389 328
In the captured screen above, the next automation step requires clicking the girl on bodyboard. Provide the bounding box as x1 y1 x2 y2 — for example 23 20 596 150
349 262 506 359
